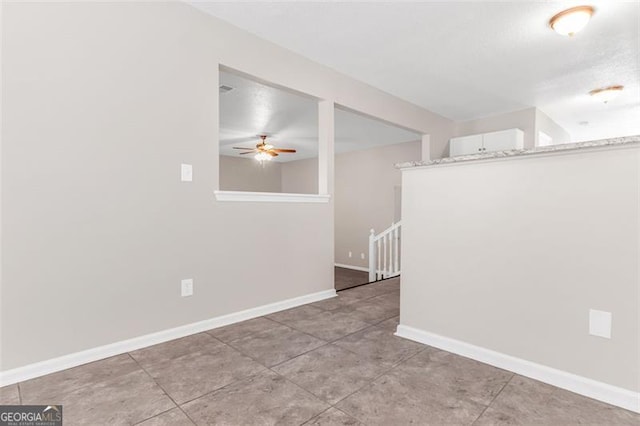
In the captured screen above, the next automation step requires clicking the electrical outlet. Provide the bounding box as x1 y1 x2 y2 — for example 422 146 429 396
181 278 193 297
361 253 365 259
348 251 352 258
181 164 193 182
589 309 611 339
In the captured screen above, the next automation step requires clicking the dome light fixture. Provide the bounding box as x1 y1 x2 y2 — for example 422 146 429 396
549 6 595 36
589 85 624 103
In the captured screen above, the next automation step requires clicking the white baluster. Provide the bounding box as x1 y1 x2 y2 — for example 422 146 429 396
368 229 376 282
383 233 388 279
394 225 399 275
377 238 381 281
387 232 393 277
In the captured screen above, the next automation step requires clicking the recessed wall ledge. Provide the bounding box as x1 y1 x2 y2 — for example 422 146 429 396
214 190 330 203
396 135 640 170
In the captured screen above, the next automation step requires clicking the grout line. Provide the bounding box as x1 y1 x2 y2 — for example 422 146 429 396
131 406 180 426
204 316 283 344
127 290 400 424
325 345 429 424
16 382 22 405
126 353 197 426
300 406 334 425
470 372 515 425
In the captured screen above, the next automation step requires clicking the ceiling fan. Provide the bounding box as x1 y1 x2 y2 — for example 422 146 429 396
233 135 296 162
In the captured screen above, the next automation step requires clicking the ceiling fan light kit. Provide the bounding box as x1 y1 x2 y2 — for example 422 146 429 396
232 135 297 163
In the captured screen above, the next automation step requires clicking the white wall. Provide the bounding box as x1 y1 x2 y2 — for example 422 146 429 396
400 146 639 395
335 141 420 268
536 108 571 145
0 2 453 372
220 156 282 192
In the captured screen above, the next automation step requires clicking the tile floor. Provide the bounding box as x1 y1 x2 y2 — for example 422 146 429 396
334 267 369 291
1 277 638 425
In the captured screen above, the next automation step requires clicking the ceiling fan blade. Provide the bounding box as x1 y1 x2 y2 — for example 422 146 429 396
272 149 296 153
267 151 279 157
232 147 255 150
239 150 257 155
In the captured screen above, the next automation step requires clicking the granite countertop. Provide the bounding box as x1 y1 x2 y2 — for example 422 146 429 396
396 135 640 169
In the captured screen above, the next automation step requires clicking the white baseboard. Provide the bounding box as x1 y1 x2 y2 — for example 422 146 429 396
334 263 369 273
0 289 336 386
395 324 640 414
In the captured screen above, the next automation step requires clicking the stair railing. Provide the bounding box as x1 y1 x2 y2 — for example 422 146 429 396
368 221 401 282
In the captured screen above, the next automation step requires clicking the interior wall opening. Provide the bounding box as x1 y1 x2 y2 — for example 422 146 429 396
218 68 319 194
332 106 421 291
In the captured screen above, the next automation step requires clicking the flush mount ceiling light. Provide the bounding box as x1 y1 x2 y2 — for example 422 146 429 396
589 85 624 103
549 6 595 36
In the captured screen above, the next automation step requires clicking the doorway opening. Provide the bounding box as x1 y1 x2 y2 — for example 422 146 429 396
333 107 421 291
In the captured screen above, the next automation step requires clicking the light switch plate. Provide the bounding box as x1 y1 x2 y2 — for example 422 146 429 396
181 278 193 297
181 164 193 182
589 309 611 339
361 253 365 259
348 251 352 258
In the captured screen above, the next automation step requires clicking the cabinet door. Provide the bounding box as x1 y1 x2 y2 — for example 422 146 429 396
449 134 483 156
482 129 524 152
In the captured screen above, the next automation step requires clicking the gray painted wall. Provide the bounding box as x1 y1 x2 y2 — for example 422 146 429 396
281 158 318 194
334 141 420 268
220 156 283 193
400 147 639 392
1 2 453 371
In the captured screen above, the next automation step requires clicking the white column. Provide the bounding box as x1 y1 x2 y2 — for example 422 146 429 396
421 134 431 162
212 66 220 190
318 100 335 196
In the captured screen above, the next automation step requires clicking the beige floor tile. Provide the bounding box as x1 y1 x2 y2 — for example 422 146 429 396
53 369 175 425
20 354 140 403
395 348 513 406
0 384 20 405
310 294 361 312
377 316 400 332
273 344 389 405
144 344 267 404
229 324 326 367
207 317 280 343
136 407 194 425
336 369 486 425
285 310 370 342
368 291 400 307
338 298 399 324
474 375 640 425
182 370 328 425
267 304 324 325
333 325 423 367
130 333 226 369
304 407 362 425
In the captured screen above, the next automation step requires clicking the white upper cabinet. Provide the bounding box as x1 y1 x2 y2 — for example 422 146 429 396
449 134 483 156
449 128 524 157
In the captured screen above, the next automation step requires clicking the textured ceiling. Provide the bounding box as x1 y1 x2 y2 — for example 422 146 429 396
219 70 420 162
193 1 639 143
